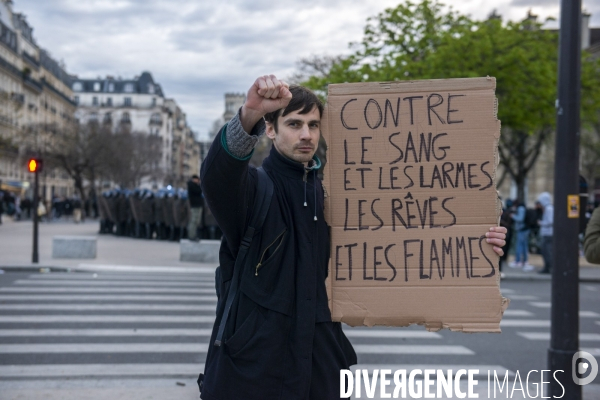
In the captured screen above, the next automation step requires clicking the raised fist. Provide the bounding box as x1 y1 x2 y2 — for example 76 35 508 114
240 75 292 132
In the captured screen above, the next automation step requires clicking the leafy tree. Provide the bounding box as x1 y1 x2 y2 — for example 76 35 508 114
299 1 570 202
580 55 600 199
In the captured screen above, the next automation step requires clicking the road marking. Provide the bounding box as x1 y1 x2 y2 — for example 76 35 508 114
350 365 513 377
518 332 600 341
353 345 474 355
76 264 218 274
580 311 600 318
13 280 210 287
0 328 213 336
27 274 214 282
582 348 600 356
343 330 442 339
503 310 534 317
0 364 205 377
500 320 550 327
530 302 550 308
0 303 218 311
0 287 215 293
0 294 217 301
507 295 539 300
0 315 215 323
0 343 211 353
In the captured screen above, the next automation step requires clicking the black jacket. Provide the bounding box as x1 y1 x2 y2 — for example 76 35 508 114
188 180 204 208
200 128 356 400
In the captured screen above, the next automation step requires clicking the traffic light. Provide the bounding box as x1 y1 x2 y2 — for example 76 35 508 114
27 158 43 173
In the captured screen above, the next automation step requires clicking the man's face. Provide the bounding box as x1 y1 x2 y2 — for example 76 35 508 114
265 106 320 165
193 177 200 184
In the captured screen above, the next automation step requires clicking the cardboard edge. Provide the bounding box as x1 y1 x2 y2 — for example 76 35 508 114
328 77 496 96
322 103 334 314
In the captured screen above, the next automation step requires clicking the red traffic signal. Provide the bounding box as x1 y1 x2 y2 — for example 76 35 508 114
27 158 43 173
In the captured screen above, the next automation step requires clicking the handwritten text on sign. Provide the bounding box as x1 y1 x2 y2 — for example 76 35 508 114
327 90 499 286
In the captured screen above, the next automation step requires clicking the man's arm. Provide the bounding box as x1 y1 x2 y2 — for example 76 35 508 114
200 75 291 254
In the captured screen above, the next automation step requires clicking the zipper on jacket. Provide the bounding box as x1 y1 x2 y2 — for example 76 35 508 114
255 230 286 276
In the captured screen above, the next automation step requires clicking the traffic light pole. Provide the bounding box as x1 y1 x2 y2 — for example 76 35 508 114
32 168 39 264
548 0 581 398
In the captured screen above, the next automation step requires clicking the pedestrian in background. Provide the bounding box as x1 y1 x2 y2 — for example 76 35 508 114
584 203 600 264
537 192 554 274
72 196 82 224
510 200 533 270
187 175 203 241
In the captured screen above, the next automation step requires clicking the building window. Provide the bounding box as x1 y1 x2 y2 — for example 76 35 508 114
89 112 98 121
152 97 156 107
124 83 134 93
103 112 112 125
93 82 101 92
147 84 155 94
120 112 131 124
124 97 132 106
72 82 83 91
108 83 115 92
92 97 98 106
150 113 162 126
106 97 112 107
74 96 79 105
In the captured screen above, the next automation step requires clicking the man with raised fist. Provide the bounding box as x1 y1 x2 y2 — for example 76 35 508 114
198 75 507 400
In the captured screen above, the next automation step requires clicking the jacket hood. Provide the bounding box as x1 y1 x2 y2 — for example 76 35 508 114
537 192 552 207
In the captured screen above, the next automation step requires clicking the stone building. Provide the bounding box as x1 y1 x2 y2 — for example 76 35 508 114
208 92 245 140
0 0 76 201
73 71 200 189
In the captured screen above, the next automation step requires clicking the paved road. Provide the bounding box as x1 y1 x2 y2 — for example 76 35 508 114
0 270 598 399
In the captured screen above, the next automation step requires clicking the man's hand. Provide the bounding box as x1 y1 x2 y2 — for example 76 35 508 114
486 226 507 256
240 75 292 133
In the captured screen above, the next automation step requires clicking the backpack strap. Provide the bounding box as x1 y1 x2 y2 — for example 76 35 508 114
214 167 273 346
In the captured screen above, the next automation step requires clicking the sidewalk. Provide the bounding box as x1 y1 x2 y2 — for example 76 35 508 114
0 217 217 273
1 217 599 281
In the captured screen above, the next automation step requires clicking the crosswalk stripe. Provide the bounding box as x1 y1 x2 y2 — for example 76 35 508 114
0 304 218 311
580 311 600 318
0 287 215 293
0 294 217 301
0 364 204 377
503 310 533 317
530 302 550 308
0 328 213 336
27 274 214 281
353 345 474 355
582 348 600 356
0 315 215 323
343 330 442 339
13 280 210 287
500 320 550 327
349 365 513 377
517 332 600 341
76 264 217 274
507 295 539 300
0 343 210 353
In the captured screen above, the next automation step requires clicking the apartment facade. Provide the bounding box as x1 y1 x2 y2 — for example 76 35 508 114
0 0 76 201
73 72 200 189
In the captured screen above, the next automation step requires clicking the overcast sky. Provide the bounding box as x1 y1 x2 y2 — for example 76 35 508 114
13 0 600 140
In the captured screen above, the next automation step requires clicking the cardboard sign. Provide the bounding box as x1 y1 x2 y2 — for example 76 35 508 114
322 78 509 332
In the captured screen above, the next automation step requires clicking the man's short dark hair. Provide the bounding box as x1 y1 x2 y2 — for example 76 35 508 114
263 85 323 133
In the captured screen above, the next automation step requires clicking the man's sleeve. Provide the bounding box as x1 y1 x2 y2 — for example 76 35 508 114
584 208 600 264
539 205 553 227
200 111 265 255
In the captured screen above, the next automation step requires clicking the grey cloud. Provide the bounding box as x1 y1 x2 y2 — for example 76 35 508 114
511 0 557 5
